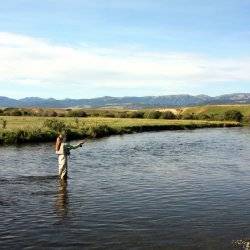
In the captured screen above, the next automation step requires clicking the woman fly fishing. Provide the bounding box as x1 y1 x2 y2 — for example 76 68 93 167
55 133 85 180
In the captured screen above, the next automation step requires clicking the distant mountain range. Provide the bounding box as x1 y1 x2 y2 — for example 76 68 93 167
1 93 250 108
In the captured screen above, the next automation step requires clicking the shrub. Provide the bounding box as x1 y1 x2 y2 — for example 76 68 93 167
22 110 32 116
102 111 115 118
143 111 162 119
43 119 68 132
78 110 87 117
160 111 176 119
127 111 145 118
224 110 244 122
90 112 100 117
115 112 129 118
3 107 15 112
50 111 58 117
10 109 22 116
67 110 87 117
86 125 115 138
0 129 58 144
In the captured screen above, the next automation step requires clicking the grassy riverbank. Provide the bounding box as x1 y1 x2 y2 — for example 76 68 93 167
0 116 240 145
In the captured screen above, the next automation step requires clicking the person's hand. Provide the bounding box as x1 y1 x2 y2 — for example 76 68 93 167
79 140 86 146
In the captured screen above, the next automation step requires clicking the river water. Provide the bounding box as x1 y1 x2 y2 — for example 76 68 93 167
1 128 250 249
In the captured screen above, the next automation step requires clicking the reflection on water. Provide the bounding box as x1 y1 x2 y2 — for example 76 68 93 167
1 128 250 249
55 179 69 218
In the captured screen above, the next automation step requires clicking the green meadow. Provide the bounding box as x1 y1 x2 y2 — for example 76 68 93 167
0 116 240 145
181 104 250 120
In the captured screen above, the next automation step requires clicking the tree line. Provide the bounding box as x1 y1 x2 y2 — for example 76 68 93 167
0 107 244 123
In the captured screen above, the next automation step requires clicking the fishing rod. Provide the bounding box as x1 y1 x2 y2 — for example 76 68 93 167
79 139 87 147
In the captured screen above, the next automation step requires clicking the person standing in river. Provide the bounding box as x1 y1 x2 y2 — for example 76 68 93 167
55 133 85 180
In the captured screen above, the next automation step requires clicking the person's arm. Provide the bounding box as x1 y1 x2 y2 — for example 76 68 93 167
66 140 86 150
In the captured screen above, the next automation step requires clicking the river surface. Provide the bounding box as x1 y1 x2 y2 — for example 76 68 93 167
1 128 250 249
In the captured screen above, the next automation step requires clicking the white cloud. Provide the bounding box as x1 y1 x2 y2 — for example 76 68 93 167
0 32 250 95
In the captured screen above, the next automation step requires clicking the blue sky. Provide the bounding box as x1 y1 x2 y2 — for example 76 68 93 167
0 0 250 99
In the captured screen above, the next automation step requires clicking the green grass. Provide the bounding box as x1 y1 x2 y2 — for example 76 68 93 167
182 104 250 117
2 104 250 121
0 116 240 130
0 116 240 145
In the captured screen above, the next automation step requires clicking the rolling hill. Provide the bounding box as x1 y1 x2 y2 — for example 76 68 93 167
1 93 250 108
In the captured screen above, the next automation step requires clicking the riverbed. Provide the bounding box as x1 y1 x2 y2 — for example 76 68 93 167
1 128 250 249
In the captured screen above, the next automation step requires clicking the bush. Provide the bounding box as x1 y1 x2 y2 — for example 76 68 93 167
50 111 58 117
160 111 176 119
90 112 100 117
10 109 22 116
0 129 58 144
127 111 145 118
78 110 87 117
224 110 244 122
115 112 129 118
102 111 115 118
86 125 115 138
43 119 68 132
67 110 87 117
143 111 162 119
22 110 32 116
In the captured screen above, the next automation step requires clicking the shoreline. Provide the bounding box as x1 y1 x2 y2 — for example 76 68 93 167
0 118 241 145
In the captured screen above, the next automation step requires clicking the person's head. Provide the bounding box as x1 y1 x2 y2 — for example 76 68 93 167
58 133 66 142
56 133 65 151
60 131 68 142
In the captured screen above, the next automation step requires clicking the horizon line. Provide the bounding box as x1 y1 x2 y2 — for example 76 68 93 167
1 92 250 101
